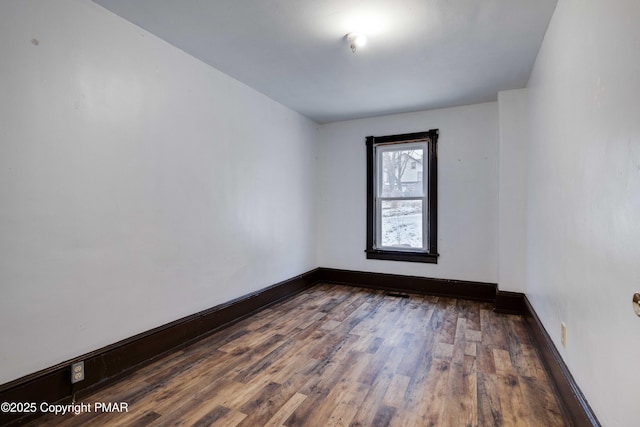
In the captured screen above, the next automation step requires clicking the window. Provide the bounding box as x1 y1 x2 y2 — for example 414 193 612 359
365 130 438 263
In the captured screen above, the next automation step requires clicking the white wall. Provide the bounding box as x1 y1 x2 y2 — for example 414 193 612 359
497 89 528 292
526 0 640 425
317 103 499 283
0 0 317 385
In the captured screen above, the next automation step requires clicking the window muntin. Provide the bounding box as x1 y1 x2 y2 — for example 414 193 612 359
365 130 438 263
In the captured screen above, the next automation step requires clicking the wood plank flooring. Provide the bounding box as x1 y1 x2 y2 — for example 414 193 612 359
31 284 568 426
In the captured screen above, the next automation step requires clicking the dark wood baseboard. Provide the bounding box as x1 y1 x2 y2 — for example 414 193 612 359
0 269 320 426
522 296 601 427
319 267 497 302
494 290 526 314
0 267 599 427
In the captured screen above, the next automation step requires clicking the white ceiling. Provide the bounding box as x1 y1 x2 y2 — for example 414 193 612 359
92 0 557 123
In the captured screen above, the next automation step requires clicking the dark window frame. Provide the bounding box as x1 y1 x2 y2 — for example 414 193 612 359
365 130 439 263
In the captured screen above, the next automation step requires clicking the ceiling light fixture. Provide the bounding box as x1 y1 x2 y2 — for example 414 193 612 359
346 32 367 53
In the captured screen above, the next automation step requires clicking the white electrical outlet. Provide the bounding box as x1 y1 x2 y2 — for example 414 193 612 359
71 361 85 384
561 322 567 348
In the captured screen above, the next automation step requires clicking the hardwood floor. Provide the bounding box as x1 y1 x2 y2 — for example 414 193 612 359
31 284 568 426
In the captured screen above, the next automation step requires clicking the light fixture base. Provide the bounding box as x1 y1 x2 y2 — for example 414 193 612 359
346 32 367 53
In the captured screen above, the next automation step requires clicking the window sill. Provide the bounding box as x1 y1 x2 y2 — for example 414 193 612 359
365 249 439 264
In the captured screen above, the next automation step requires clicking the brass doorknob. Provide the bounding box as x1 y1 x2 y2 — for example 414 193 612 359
633 293 640 317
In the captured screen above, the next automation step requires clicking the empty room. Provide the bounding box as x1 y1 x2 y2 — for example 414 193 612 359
1 0 638 426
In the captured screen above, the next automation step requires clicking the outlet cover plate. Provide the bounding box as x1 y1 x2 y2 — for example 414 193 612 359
71 361 85 384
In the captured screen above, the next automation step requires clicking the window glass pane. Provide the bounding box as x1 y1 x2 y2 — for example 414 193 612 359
380 148 425 197
380 200 423 249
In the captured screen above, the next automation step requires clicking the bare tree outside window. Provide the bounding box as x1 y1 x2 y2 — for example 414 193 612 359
381 150 423 197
